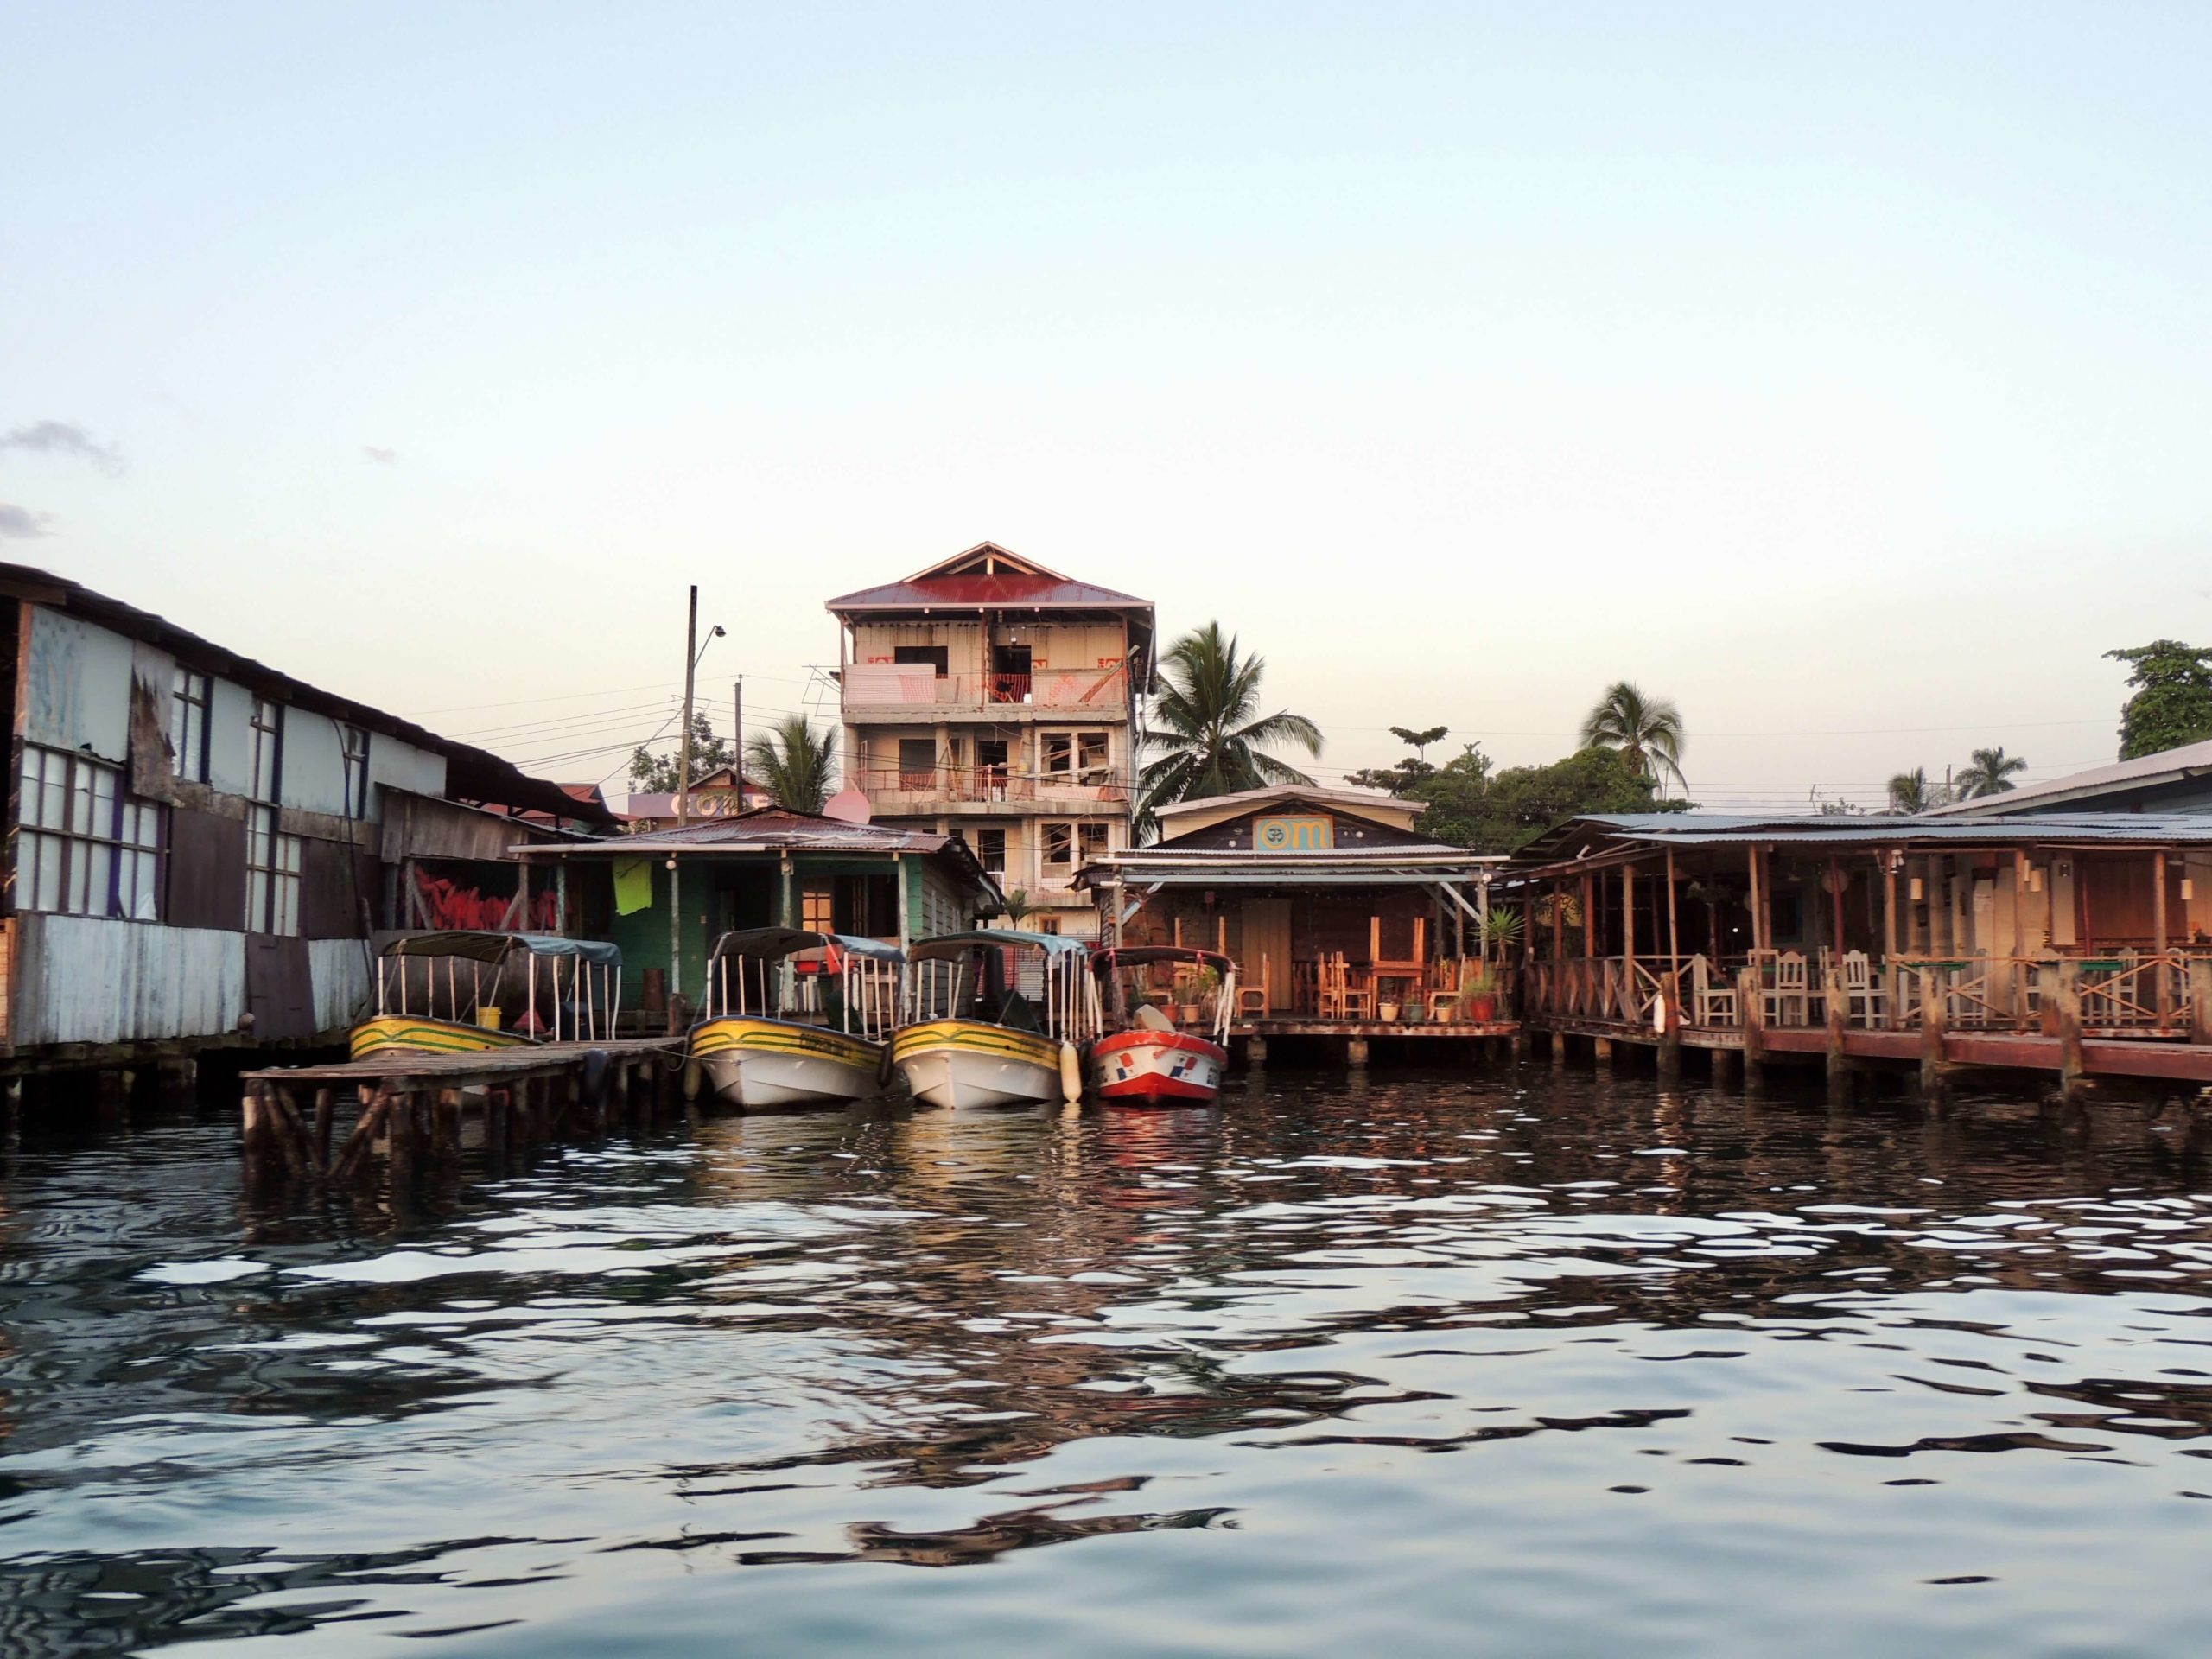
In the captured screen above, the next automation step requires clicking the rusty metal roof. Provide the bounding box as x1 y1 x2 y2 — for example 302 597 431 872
825 542 1152 616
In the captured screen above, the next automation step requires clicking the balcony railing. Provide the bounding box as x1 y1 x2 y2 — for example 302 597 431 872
853 765 1129 805
842 664 1129 714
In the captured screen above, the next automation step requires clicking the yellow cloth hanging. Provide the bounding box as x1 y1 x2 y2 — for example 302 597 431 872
613 856 654 916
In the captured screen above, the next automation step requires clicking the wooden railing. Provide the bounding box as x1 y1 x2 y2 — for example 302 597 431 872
1522 950 2212 1040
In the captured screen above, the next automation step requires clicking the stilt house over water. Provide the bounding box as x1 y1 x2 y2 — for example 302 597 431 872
0 563 613 1078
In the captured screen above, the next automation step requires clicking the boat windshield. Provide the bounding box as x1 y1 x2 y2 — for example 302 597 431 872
699 931 903 1041
905 931 1101 1042
1091 945 1237 1043
374 932 622 1042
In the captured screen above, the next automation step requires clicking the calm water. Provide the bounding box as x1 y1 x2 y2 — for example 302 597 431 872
5 1069 2212 1657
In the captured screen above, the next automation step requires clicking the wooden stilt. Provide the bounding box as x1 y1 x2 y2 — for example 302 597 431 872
1919 969 1948 1108
1739 967 1765 1090
2056 959 2085 1105
1825 962 1848 1092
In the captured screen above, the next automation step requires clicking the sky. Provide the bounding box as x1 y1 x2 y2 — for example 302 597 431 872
6 3 2210 810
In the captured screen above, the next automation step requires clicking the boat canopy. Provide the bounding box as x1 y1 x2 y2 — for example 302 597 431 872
707 928 904 964
380 931 622 966
1090 945 1235 976
908 928 1092 963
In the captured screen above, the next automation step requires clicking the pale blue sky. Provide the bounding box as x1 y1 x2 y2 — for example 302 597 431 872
6 3 2209 807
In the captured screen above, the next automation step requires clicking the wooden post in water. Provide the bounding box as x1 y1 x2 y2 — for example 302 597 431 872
1738 967 1764 1090
2153 851 2171 1023
388 1087 418 1197
2056 958 2086 1106
1918 969 1947 1107
1657 970 1682 1080
1825 960 1849 1095
313 1088 334 1174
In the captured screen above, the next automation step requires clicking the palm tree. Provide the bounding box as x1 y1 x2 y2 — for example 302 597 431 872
1138 622 1323 829
744 714 836 813
1580 682 1687 794
1001 888 1034 926
1955 746 2027 799
1886 766 1936 814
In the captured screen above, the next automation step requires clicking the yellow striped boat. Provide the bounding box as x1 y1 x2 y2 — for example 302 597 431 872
349 1015 531 1062
691 1016 888 1109
891 1019 1073 1109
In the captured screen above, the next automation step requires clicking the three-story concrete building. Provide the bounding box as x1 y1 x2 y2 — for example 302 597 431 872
827 543 1154 939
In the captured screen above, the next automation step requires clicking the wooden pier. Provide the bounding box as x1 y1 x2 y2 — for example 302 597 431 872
240 1039 677 1191
1231 1017 1521 1067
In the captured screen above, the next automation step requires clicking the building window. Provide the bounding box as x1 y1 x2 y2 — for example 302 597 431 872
1043 730 1110 785
893 645 950 678
1033 915 1060 934
801 881 834 931
1042 822 1073 868
246 808 302 935
340 724 370 817
18 746 164 921
250 697 283 803
245 697 301 934
898 737 937 791
170 669 211 784
976 828 1007 874
1078 822 1109 863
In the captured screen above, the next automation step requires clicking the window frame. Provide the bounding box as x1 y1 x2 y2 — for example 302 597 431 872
1041 821 1074 869
169 667 212 785
975 827 1007 874
16 745 167 922
245 803 303 936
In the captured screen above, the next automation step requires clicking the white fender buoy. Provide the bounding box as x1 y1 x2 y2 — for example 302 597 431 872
1059 1041 1084 1103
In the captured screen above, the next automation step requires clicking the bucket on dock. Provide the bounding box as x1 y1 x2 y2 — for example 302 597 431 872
476 1007 504 1031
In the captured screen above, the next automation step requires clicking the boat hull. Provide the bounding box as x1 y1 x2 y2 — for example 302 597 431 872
1088 1030 1226 1105
892 1020 1065 1109
690 1018 887 1110
350 1015 531 1062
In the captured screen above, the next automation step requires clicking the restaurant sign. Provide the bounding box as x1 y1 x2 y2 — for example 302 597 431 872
1255 814 1333 852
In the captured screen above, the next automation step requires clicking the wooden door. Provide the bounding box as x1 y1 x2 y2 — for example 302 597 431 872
1242 899 1293 1013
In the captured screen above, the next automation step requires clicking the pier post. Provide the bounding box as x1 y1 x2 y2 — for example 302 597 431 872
1510 1028 1529 1062
1592 1035 1614 1065
1919 969 1948 1109
2056 960 2086 1106
389 1088 419 1197
1710 1045 1738 1087
1656 973 1682 1080
1246 1035 1268 1070
1824 963 1849 1095
1549 1029 1567 1068
1738 968 1765 1090
313 1088 334 1173
1346 1037 1370 1069
241 1083 274 1185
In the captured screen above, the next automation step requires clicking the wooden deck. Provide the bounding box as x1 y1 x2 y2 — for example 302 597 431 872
1230 1019 1518 1039
240 1038 678 1191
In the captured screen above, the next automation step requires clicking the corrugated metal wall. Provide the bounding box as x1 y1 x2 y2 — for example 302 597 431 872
308 938 371 1032
12 915 248 1046
24 608 135 763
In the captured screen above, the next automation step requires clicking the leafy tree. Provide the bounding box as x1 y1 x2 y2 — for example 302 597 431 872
1579 682 1688 794
1138 622 1323 831
1347 723 1450 793
1955 746 2027 799
2107 640 2212 760
1886 766 1938 814
629 711 734 792
1406 743 1683 855
1001 888 1034 925
744 714 837 813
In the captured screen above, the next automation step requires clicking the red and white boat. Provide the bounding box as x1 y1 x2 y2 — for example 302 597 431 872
1086 946 1236 1106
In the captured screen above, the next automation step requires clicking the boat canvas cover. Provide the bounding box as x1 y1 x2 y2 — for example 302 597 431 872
382 931 622 967
707 928 905 964
1090 945 1235 976
908 929 1092 963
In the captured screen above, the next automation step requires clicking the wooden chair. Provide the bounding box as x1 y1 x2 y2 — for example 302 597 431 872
1340 957 1376 1021
1842 950 1885 1027
1318 954 1346 1020
1690 954 1738 1027
1239 954 1269 1016
1766 950 1810 1027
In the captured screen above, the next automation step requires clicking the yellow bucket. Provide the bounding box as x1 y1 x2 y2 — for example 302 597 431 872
475 1007 504 1031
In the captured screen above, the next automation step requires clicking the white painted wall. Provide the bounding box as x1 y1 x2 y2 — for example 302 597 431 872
23 607 134 763
368 734 445 803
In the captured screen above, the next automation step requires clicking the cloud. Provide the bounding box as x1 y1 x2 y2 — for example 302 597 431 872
0 504 54 539
0 421 124 475
362 445 398 466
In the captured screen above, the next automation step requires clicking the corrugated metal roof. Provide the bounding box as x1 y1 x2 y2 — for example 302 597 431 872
1516 810 2212 865
1154 784 1418 820
527 809 963 856
825 543 1151 615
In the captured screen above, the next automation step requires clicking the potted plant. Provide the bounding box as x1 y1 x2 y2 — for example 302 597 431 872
1461 965 1501 1024
1182 964 1218 1026
1376 998 1401 1023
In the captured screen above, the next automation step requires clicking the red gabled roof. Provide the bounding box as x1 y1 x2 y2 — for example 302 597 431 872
826 541 1152 615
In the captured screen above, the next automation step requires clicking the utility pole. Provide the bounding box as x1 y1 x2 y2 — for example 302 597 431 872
733 677 743 803
677 585 700 825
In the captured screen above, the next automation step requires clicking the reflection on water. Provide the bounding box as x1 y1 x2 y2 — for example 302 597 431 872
5 1071 2212 1655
